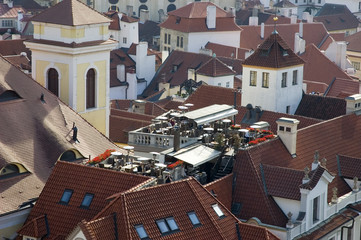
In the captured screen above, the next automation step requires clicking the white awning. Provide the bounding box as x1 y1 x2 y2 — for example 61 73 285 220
184 104 238 125
172 144 221 167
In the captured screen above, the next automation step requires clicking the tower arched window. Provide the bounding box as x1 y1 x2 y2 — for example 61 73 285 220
47 68 59 96
86 68 96 109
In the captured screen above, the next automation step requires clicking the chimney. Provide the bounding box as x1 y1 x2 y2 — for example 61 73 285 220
206 5 216 29
345 94 361 114
199 48 213 56
260 22 265 39
294 33 306 54
228 7 236 17
336 42 347 70
291 14 297 24
17 10 23 31
249 16 258 26
307 14 313 23
299 21 303 38
302 167 310 184
276 117 300 156
126 5 133 17
117 64 125 82
139 9 149 23
6 0 13 8
302 12 309 21
136 42 148 79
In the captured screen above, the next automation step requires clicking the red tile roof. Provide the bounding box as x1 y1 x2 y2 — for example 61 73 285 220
86 177 278 240
0 4 24 18
30 0 111 26
159 2 241 33
196 56 236 77
168 2 231 18
142 50 242 98
300 44 353 94
243 32 304 68
234 112 361 227
295 94 346 120
204 173 233 210
239 23 330 52
205 42 250 59
337 154 361 179
297 208 358 240
18 161 152 239
184 84 242 110
326 77 360 98
346 30 361 53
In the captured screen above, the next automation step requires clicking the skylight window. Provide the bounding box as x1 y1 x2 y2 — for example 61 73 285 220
135 224 149 239
80 193 94 208
156 217 179 235
212 204 225 218
59 189 73 205
187 211 201 226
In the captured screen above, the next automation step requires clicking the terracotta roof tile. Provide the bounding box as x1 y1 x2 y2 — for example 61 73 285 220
91 177 278 240
239 23 330 52
346 30 361 52
205 42 249 59
338 154 361 179
78 215 116 240
243 33 304 68
297 209 358 240
262 164 304 200
0 4 24 18
142 50 242 98
159 2 241 33
19 215 48 238
204 173 233 210
196 57 236 77
300 44 353 94
30 0 111 26
18 161 152 239
104 11 120 30
295 94 346 120
326 78 359 98
167 2 231 18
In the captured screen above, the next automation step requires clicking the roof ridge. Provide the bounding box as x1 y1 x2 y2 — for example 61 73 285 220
186 178 226 239
122 194 132 239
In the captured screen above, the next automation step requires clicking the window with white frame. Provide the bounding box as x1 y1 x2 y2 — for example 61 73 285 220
212 204 225 218
2 19 13 27
292 70 298 85
312 196 320 223
281 72 287 88
262 72 269 88
250 71 257 86
352 61 360 70
123 37 127 44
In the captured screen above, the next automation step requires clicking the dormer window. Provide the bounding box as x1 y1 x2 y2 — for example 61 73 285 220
212 204 225 218
188 211 201 227
59 189 73 205
156 216 179 235
135 224 149 239
80 193 94 208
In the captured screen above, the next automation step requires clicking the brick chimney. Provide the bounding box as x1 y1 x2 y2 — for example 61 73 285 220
345 94 361 114
276 117 300 156
206 5 216 29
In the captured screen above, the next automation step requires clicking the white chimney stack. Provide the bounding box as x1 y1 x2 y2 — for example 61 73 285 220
117 64 125 82
291 15 297 24
17 10 23 32
261 22 265 39
299 21 303 38
276 118 300 156
249 16 258 26
206 5 216 29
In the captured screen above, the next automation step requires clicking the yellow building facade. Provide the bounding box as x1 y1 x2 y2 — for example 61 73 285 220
25 0 116 136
